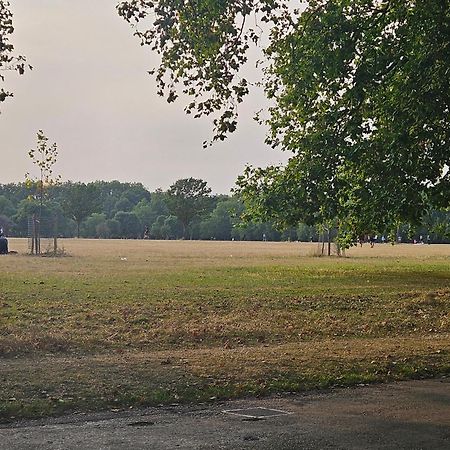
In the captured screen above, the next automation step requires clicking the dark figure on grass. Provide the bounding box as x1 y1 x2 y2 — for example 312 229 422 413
0 229 8 255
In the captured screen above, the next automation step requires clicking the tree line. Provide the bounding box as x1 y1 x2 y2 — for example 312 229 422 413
0 179 448 244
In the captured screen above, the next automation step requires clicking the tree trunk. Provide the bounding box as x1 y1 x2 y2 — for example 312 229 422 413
53 216 58 255
327 229 331 256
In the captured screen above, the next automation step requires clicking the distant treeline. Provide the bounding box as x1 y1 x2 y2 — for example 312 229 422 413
0 180 448 243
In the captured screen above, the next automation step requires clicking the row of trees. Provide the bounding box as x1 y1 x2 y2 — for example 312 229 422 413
0 179 448 243
0 179 289 241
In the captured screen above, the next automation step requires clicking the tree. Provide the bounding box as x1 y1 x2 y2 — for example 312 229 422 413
132 193 170 231
119 0 450 246
0 182 29 206
106 218 121 239
0 214 14 235
0 194 15 217
91 181 152 219
62 182 100 238
25 130 61 253
114 196 133 213
199 197 246 241
13 197 63 238
150 214 183 239
151 215 167 240
120 185 151 205
134 189 169 226
258 0 449 245
421 209 450 242
0 194 18 235
81 213 107 238
26 130 60 214
200 200 233 240
117 0 292 145
0 0 30 107
161 215 183 239
114 211 142 239
166 178 213 238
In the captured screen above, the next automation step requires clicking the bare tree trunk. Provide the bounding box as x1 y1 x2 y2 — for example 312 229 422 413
31 215 36 255
53 216 58 256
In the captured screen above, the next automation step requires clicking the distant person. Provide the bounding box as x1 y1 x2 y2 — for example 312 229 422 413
262 233 267 242
426 234 431 245
381 235 386 244
369 235 375 248
0 230 8 255
143 226 150 240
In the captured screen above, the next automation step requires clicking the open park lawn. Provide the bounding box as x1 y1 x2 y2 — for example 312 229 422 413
0 239 449 420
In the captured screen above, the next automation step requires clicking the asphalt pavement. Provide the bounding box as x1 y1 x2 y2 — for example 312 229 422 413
1 379 449 449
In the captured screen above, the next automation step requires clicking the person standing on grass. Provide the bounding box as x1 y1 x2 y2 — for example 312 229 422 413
0 229 8 255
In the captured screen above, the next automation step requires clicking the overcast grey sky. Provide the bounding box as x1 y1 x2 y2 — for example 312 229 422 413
1 0 289 194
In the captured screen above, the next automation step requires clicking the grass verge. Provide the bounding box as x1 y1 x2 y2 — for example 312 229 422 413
0 240 449 420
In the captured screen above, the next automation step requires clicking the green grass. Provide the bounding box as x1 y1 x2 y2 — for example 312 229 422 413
0 239 449 420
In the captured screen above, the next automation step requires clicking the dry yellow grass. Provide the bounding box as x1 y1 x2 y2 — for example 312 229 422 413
0 239 449 420
7 237 450 260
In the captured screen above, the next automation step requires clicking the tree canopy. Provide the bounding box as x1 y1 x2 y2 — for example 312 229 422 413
117 0 292 145
118 0 450 246
0 0 30 106
167 177 213 238
62 182 100 238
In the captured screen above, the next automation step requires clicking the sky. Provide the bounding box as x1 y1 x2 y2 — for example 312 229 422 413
0 0 289 195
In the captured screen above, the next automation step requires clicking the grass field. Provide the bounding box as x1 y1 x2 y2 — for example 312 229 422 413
1 238 449 420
